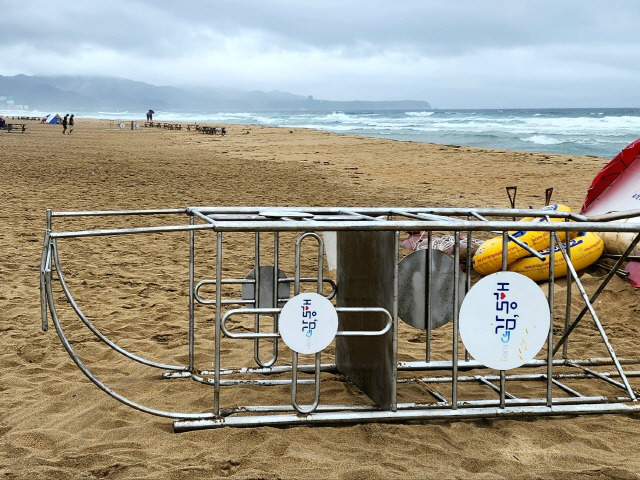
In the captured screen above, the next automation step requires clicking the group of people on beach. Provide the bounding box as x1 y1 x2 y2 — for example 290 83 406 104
62 114 74 134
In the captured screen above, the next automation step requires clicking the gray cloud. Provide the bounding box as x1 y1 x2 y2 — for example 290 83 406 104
2 0 640 107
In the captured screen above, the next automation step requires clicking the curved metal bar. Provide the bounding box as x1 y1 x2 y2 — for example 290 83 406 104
294 232 324 295
221 308 281 339
45 264 214 420
291 351 321 414
335 307 393 336
251 233 279 368
51 240 188 372
194 277 337 305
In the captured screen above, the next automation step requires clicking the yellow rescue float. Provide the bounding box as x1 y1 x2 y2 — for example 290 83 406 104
472 204 574 276
507 231 604 281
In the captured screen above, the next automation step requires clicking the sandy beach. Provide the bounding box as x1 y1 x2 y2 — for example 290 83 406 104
1 117 640 479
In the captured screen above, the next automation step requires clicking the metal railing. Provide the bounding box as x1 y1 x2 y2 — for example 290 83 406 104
39 206 640 431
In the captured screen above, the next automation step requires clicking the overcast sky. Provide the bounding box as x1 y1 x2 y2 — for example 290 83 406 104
2 1 640 108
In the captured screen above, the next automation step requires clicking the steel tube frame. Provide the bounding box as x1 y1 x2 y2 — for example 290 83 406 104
40 206 640 431
174 402 640 432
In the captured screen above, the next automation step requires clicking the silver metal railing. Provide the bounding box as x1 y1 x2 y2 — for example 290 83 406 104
39 206 640 431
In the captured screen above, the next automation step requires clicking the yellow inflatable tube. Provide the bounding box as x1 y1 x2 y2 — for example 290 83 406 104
472 204 574 276
507 232 604 282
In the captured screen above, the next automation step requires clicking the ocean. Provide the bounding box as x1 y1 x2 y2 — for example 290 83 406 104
11 107 640 158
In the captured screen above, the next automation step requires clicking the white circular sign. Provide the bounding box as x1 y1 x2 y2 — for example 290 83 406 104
459 271 550 370
279 292 338 354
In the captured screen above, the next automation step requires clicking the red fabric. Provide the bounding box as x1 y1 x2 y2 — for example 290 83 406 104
624 260 640 288
580 137 640 214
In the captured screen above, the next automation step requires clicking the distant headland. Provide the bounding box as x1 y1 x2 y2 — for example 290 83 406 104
0 74 431 113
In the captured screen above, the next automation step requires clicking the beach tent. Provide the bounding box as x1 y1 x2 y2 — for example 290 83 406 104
44 114 61 124
581 136 640 216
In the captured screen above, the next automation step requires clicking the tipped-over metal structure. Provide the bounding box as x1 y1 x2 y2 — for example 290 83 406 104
40 206 640 431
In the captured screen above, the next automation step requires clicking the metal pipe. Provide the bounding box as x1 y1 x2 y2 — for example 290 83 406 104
471 211 546 260
174 402 640 431
203 357 637 377
571 364 631 393
189 214 195 371
254 232 276 367
477 375 515 400
555 240 637 400
190 208 217 225
426 231 432 362
191 205 577 218
563 224 572 359
464 218 472 363
45 260 214 420
214 231 223 415
291 352 322 414
51 240 187 371
221 307 392 339
392 230 399 411
553 232 640 355
193 277 337 305
52 208 187 217
48 218 640 237
452 231 461 408
583 209 640 222
51 223 213 238
499 231 508 408
547 229 555 406
272 233 281 361
410 369 640 384
42 205 640 431
40 229 51 332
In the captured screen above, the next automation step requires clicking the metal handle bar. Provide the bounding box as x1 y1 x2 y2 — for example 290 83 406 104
194 277 337 305
221 306 392 339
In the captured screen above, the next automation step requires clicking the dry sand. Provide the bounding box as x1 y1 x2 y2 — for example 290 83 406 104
1 118 639 479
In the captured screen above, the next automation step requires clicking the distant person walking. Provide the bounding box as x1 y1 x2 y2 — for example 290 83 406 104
147 109 154 121
62 114 69 134
68 114 74 134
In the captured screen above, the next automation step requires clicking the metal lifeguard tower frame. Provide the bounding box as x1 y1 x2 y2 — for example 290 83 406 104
40 206 640 432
